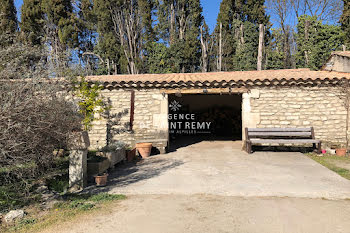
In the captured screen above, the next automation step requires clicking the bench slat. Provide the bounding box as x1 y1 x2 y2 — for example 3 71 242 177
249 132 312 137
247 128 311 132
250 139 320 144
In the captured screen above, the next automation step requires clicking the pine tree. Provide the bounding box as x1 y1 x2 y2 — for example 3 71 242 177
21 0 44 45
341 0 350 48
0 0 18 46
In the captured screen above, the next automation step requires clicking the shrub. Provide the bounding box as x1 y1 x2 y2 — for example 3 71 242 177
0 39 83 212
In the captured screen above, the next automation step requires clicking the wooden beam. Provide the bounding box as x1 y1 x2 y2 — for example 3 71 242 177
161 88 248 94
129 90 135 130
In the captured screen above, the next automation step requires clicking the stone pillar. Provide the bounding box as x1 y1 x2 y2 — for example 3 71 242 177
242 90 261 148
152 93 169 152
68 131 90 192
69 150 87 191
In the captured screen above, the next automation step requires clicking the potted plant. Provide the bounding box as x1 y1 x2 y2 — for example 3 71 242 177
94 173 108 186
126 147 136 162
336 144 347 156
135 142 152 158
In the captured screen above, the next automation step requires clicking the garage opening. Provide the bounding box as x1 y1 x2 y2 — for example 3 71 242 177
168 93 242 151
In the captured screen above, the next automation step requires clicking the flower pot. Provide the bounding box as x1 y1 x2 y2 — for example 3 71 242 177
136 143 152 158
95 173 108 186
336 148 347 156
127 149 136 162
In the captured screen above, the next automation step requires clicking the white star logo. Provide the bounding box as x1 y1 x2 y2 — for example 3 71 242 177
169 100 181 111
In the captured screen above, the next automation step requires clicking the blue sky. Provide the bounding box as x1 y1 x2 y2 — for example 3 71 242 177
13 0 339 32
14 0 222 32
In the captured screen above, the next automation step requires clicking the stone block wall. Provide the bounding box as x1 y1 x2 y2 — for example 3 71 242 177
89 86 347 150
248 87 347 145
88 89 168 149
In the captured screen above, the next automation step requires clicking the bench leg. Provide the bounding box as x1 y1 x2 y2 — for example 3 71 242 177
158 146 166 154
246 141 252 154
317 142 322 154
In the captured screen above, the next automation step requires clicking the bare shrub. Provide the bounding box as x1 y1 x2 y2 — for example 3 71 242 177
0 39 83 211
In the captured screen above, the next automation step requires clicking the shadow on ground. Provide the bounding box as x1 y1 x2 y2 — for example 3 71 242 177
84 157 184 194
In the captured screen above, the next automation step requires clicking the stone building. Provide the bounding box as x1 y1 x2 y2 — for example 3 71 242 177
86 53 350 152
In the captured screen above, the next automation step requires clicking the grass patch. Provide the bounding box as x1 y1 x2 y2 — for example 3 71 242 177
307 153 350 180
3 193 126 233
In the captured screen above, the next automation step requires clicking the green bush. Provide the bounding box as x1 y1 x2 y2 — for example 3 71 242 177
47 174 69 194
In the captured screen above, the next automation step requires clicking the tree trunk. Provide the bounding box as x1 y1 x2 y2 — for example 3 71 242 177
200 25 208 72
106 58 110 75
257 24 264 71
170 2 175 45
178 4 186 41
304 20 310 66
218 22 222 71
240 24 244 45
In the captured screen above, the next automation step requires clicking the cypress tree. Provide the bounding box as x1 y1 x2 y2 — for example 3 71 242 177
341 0 350 48
76 0 97 73
265 28 286 70
214 0 270 71
296 15 343 70
39 0 79 72
41 0 79 49
93 0 127 74
158 0 203 73
0 0 18 46
21 0 44 45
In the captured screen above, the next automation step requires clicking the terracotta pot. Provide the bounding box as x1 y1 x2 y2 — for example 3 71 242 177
95 174 108 186
127 149 136 162
336 148 347 156
136 143 152 158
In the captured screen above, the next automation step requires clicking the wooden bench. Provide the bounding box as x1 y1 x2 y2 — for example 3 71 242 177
245 127 321 154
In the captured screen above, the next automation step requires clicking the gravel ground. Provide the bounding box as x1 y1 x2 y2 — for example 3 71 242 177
43 194 350 233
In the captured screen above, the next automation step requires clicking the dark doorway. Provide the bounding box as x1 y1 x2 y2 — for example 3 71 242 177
168 93 242 151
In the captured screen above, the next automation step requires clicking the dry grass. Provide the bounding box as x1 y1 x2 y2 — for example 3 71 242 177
307 153 350 180
2 193 126 233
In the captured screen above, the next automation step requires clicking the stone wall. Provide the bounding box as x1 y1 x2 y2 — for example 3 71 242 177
89 86 348 150
323 54 350 72
88 89 168 149
246 87 348 146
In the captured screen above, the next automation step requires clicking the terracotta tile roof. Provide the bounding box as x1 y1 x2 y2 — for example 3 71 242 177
86 69 350 88
331 51 350 58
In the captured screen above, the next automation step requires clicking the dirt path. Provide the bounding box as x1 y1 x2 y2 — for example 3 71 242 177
42 194 350 233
